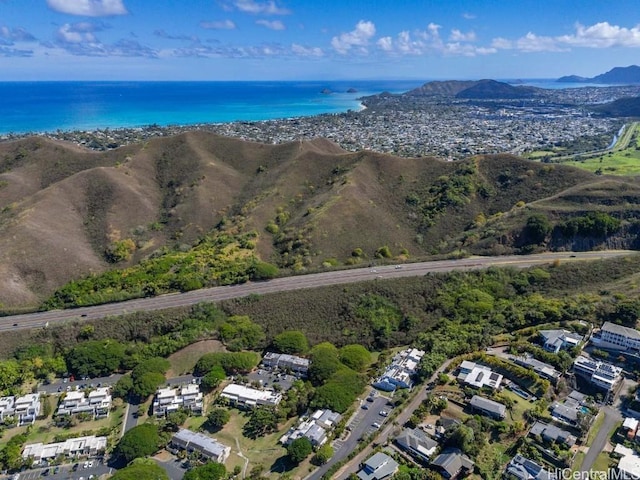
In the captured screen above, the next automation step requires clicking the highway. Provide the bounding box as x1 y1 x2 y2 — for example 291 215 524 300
0 250 634 332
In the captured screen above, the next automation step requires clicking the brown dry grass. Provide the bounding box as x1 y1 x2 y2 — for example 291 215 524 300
166 339 226 377
1 131 637 310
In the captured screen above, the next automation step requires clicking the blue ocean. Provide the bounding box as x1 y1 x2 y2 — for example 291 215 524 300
0 79 590 135
0 80 422 135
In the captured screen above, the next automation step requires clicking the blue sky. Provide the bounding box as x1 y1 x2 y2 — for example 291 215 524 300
1 0 640 80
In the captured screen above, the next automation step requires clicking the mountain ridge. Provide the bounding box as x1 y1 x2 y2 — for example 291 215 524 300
1 132 639 309
557 65 640 84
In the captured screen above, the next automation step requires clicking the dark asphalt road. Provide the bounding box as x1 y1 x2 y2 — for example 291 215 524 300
1 251 633 332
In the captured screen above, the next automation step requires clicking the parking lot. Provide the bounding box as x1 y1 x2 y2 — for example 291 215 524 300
245 369 295 391
11 458 109 480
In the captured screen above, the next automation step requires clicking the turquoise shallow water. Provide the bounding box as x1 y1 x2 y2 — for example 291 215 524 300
0 79 585 135
0 80 421 134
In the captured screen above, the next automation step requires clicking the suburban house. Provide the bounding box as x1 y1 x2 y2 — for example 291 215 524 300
372 348 425 392
357 452 399 480
57 387 112 419
279 409 342 448
22 435 107 465
13 393 41 426
394 427 438 464
539 329 583 354
430 448 475 479
220 383 282 408
468 395 506 419
170 429 230 464
550 391 589 427
504 454 555 480
261 352 310 376
597 322 640 352
529 421 577 447
622 417 639 441
613 444 640 480
512 355 561 382
457 361 503 390
573 355 622 391
153 384 204 417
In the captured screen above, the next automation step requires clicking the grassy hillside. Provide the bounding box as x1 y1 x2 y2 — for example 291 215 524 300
0 132 639 310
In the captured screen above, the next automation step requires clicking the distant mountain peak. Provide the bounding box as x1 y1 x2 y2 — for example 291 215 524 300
557 65 640 84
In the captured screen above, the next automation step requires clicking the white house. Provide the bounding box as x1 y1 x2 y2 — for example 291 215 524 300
0 396 16 422
457 361 503 390
153 384 204 417
597 322 640 352
280 409 341 447
220 384 282 408
539 329 583 353
614 444 640 480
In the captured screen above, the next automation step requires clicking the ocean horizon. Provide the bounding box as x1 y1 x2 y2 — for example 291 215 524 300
0 79 605 135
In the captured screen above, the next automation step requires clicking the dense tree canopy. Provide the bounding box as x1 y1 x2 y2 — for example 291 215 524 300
308 343 341 385
287 437 313 463
183 461 227 480
115 423 162 463
243 407 278 439
65 340 126 377
338 344 371 372
194 352 260 376
206 408 230 431
272 330 309 354
110 460 170 480
217 315 265 351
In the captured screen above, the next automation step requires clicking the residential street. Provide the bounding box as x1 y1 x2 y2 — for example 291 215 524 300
580 406 621 473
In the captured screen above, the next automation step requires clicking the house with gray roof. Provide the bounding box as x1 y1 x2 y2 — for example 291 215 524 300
395 427 438 464
357 452 398 480
505 454 555 480
512 355 561 382
469 395 506 419
529 421 576 447
261 352 310 375
539 329 583 354
457 361 503 390
170 429 230 464
430 448 475 479
279 409 341 448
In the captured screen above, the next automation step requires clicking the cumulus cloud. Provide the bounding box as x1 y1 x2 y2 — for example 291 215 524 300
46 0 127 17
449 29 476 42
57 23 98 43
172 41 288 58
200 20 236 30
0 26 36 43
331 20 376 54
376 23 493 57
52 22 156 57
226 0 291 15
291 43 323 57
492 21 640 53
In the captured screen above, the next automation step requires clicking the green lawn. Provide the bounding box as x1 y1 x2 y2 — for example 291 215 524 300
211 409 296 479
586 411 605 446
592 451 614 473
563 151 640 176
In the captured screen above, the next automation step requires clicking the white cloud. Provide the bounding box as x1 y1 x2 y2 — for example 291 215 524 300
331 20 376 54
200 20 236 30
230 0 291 15
377 23 492 57
558 22 640 48
46 0 127 17
449 29 476 42
0 26 36 42
256 19 285 30
492 21 640 53
462 12 476 20
57 23 97 43
291 43 323 57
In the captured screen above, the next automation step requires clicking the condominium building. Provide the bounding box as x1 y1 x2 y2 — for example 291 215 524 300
279 409 342 447
372 348 425 392
261 352 310 375
22 435 107 465
598 322 640 352
170 429 230 464
14 394 41 426
220 384 282 408
153 384 204 417
57 387 112 419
